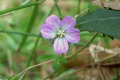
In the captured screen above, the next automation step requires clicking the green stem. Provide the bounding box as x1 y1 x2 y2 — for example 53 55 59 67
43 71 57 80
0 1 44 15
56 3 62 18
77 0 80 14
43 0 59 22
11 52 120 80
67 43 73 55
43 33 98 80
22 0 59 79
22 35 41 80
0 30 39 37
96 52 120 63
26 35 41 67
17 0 40 52
67 33 98 60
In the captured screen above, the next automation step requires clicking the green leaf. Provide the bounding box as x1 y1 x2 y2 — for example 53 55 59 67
76 8 120 39
58 56 68 63
88 3 99 12
52 56 68 71
36 55 57 62
53 58 61 71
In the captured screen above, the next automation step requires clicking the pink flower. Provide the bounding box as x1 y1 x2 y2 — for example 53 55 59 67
41 15 80 54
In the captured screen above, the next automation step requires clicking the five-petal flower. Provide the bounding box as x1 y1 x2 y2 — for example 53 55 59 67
41 15 80 54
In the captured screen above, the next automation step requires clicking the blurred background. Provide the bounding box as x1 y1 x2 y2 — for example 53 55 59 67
0 0 120 80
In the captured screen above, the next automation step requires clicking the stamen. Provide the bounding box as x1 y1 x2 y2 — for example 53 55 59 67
57 30 65 37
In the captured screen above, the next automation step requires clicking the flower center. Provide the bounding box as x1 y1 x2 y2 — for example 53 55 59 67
57 30 65 37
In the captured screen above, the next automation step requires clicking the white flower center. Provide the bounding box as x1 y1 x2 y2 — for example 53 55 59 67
57 30 65 37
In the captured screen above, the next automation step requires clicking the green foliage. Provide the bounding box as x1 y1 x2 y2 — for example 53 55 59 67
53 58 61 71
53 56 68 71
36 55 57 62
8 76 19 80
76 8 120 39
37 55 68 71
88 3 99 12
104 36 110 49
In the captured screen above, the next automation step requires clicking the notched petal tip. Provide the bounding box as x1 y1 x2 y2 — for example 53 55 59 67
54 38 69 54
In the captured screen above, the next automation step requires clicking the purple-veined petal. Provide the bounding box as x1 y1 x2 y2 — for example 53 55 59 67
61 16 76 30
65 28 80 43
46 14 60 29
40 24 57 39
54 38 68 54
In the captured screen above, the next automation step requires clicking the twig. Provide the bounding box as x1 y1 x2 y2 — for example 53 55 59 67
19 72 27 80
100 0 104 8
11 52 120 80
97 65 106 80
11 60 53 80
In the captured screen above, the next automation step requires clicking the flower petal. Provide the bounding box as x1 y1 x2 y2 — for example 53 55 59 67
54 38 68 54
65 28 80 43
41 24 57 39
61 16 76 30
46 14 60 29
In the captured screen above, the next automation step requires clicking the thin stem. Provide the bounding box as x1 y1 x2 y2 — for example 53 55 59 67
19 72 27 80
11 60 54 80
62 54 64 57
0 0 32 17
96 53 120 63
0 1 44 15
43 71 57 80
43 0 59 21
21 0 40 79
21 0 59 79
67 33 98 60
97 65 106 80
56 3 62 18
100 0 104 8
26 35 41 67
22 34 41 80
77 0 80 14
43 33 98 80
17 0 40 52
67 43 73 55
90 61 96 80
54 68 86 80
11 52 120 79
0 30 39 37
